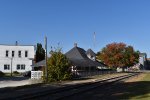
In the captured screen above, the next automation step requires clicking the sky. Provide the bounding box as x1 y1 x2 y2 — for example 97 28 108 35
0 0 150 57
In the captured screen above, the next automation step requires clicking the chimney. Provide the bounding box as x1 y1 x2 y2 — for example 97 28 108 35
74 43 77 47
15 41 18 46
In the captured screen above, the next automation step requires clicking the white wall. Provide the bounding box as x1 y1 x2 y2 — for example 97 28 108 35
0 45 35 73
87 54 96 61
139 56 144 66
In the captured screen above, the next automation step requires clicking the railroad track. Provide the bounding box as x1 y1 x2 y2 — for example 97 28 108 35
4 72 140 100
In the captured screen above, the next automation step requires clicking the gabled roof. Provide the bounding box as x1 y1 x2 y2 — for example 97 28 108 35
86 49 96 57
139 53 147 57
65 46 102 67
34 60 46 67
65 46 88 59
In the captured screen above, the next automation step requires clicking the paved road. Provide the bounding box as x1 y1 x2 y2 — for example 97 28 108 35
0 76 41 88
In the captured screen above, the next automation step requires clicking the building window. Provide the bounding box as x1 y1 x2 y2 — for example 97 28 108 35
18 51 21 57
17 64 20 70
12 51 15 57
25 51 28 57
6 50 9 57
17 64 25 70
21 64 25 70
4 64 10 70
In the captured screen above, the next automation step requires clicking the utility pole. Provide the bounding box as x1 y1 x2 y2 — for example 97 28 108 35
45 36 48 82
93 32 96 48
10 58 13 77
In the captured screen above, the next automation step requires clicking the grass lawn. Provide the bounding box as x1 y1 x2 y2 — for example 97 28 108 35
129 73 150 100
117 72 150 100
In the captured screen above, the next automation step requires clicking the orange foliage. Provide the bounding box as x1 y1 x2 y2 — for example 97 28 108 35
97 42 139 68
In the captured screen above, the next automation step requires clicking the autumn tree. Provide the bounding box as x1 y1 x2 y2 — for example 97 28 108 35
35 43 45 62
97 42 139 68
123 46 139 66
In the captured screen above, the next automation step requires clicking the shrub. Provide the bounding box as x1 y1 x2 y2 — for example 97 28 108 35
0 71 5 76
44 48 71 82
13 71 20 75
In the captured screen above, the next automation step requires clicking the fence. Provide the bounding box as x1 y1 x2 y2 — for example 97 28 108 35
31 71 43 79
74 70 116 78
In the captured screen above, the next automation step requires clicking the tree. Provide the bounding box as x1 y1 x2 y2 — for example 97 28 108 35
35 43 45 62
46 48 71 82
123 46 139 66
97 42 139 68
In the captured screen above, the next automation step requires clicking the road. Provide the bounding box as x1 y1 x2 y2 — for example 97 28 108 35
0 76 41 88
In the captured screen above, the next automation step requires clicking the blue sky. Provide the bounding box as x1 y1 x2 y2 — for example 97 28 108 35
0 0 150 57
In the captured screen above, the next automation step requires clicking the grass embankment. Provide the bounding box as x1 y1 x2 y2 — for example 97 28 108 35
118 72 150 100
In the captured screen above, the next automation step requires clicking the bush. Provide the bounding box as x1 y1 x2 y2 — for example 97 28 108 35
13 71 20 75
44 48 72 82
0 71 5 76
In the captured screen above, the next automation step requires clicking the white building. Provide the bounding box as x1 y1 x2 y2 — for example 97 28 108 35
0 44 35 73
139 53 147 70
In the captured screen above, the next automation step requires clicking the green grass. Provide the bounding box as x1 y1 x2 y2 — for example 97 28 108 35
117 73 150 100
128 73 150 100
2 73 22 77
142 73 150 81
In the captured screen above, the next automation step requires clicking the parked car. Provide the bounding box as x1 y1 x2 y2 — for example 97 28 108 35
23 71 31 77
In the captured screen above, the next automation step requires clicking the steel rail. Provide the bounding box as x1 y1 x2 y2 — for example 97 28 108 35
4 72 140 100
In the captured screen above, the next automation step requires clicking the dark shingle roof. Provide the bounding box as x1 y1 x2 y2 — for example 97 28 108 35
86 49 96 57
65 47 102 67
34 60 46 67
66 47 88 59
